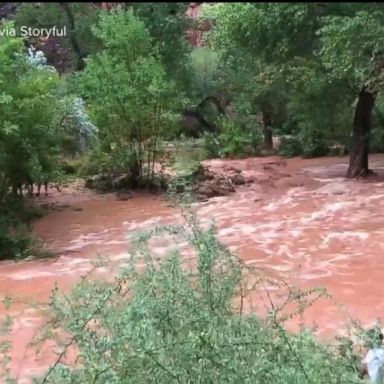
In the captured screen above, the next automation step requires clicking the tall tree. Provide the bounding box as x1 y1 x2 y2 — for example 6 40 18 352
202 3 320 150
205 3 384 171
78 9 187 186
131 3 192 92
318 9 384 177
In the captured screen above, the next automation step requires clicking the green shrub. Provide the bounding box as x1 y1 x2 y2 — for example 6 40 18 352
0 199 44 260
300 128 330 158
203 118 261 159
0 23 62 203
203 132 221 158
277 129 329 159
78 147 136 178
0 221 32 260
277 135 303 158
218 118 251 158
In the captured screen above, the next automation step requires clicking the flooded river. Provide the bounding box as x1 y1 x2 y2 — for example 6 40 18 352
2 154 384 382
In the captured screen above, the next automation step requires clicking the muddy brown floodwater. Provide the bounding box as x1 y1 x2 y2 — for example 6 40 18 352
2 154 384 382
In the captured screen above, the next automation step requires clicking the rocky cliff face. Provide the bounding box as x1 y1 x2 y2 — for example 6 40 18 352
33 36 73 74
186 3 211 47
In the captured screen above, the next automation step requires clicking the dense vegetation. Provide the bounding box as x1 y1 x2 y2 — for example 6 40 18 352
1 3 384 381
2 3 384 198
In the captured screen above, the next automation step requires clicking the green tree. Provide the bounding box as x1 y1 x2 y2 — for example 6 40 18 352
206 3 384 173
0 22 61 201
78 9 187 186
131 2 192 92
318 8 384 177
201 3 319 151
0 22 62 260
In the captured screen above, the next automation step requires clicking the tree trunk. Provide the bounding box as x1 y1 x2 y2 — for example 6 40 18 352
262 110 273 150
59 3 85 71
346 87 376 178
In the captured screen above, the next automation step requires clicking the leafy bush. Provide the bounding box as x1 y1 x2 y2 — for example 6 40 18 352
277 129 329 159
0 198 44 260
13 218 363 384
203 132 221 158
277 135 303 158
0 219 32 260
203 117 262 159
78 147 137 178
300 128 330 159
217 118 251 158
0 30 61 259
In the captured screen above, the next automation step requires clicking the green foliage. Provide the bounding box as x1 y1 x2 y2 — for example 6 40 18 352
203 132 221 158
203 115 262 159
167 161 205 202
22 218 363 383
0 198 44 260
318 10 384 92
131 3 192 92
78 9 187 187
216 118 252 158
0 215 32 261
0 23 62 259
0 23 62 199
277 136 303 158
202 3 384 161
201 4 297 152
356 320 384 349
300 129 329 159
277 129 330 159
189 47 221 102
